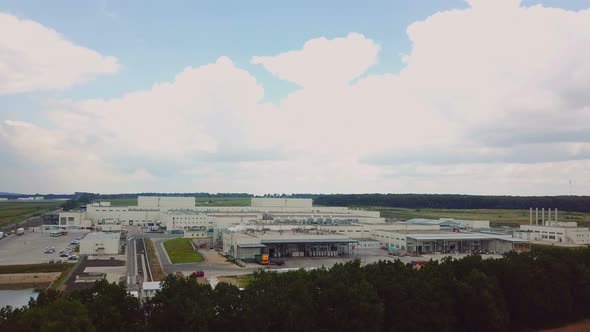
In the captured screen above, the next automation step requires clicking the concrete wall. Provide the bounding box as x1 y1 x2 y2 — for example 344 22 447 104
86 205 162 226
372 230 408 249
58 211 89 227
318 225 373 239
183 230 208 238
162 213 214 231
80 234 120 255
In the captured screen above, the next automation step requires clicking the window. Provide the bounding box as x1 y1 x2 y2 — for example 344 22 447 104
68 217 75 221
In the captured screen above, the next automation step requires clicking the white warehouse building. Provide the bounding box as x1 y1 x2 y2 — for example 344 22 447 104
80 232 121 255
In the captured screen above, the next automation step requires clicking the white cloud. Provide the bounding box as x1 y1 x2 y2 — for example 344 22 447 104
2 0 590 195
251 33 380 88
0 12 119 94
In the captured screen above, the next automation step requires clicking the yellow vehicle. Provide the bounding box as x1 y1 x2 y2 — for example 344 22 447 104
255 254 269 265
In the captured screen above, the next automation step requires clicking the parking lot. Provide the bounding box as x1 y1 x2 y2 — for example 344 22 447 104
0 231 85 265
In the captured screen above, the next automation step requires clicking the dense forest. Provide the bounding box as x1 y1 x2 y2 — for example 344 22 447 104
313 193 590 213
3 246 590 331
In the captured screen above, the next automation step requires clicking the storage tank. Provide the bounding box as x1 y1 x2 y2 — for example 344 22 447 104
16 228 25 235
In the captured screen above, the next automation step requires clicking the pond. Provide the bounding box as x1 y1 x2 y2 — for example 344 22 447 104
0 288 38 308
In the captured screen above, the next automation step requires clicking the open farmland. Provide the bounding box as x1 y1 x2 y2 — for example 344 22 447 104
361 206 590 227
0 201 61 227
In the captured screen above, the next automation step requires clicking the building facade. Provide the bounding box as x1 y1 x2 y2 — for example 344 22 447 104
80 232 121 255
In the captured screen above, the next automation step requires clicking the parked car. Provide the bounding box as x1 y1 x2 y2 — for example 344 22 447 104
192 270 205 278
68 255 78 261
44 249 53 254
48 259 55 264
59 252 69 257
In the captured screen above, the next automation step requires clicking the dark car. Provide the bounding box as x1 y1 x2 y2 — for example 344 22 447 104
48 259 55 264
59 252 70 257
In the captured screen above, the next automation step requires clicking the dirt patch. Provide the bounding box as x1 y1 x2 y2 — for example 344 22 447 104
217 275 253 288
539 319 590 332
217 277 240 287
202 250 231 264
197 277 209 285
145 239 165 281
0 272 61 290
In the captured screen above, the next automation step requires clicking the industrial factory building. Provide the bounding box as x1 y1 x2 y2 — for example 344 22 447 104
59 197 385 239
513 208 590 246
223 228 358 260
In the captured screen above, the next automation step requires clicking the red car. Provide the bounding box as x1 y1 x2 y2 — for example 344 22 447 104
192 270 205 278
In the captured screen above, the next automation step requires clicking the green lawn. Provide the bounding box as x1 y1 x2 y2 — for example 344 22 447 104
163 238 204 264
359 206 590 227
0 263 72 275
0 201 61 227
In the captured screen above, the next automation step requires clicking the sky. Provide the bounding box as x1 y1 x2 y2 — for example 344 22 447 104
1 0 590 195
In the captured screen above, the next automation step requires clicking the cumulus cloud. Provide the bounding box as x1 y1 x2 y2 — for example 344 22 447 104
251 33 380 88
0 12 118 94
2 0 590 195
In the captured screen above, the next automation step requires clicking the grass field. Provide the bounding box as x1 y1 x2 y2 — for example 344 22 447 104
0 201 61 227
360 206 590 227
163 238 204 264
94 197 251 207
0 263 72 275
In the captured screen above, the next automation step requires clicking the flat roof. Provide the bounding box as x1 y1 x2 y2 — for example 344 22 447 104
261 238 357 244
406 232 522 241
232 230 357 244
83 232 120 240
142 282 161 290
238 243 267 248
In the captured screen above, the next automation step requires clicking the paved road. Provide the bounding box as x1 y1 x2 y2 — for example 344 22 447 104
125 226 144 290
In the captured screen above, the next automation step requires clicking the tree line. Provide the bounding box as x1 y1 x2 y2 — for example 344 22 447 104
2 246 590 331
313 193 590 213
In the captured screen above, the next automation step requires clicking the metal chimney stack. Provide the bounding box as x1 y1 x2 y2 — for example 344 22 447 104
555 208 558 223
529 208 533 225
548 208 552 225
536 208 539 226
542 208 545 226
